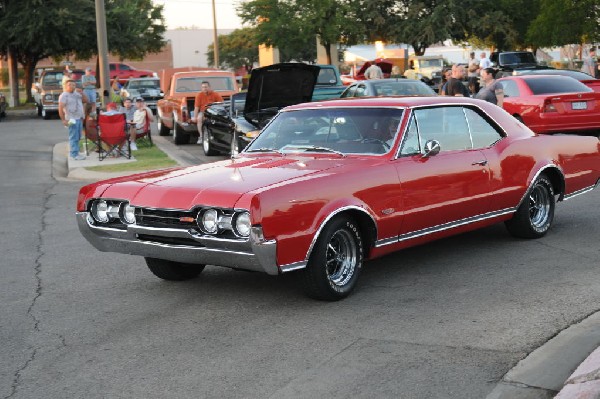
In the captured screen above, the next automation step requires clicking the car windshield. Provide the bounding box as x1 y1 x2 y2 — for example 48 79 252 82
524 76 592 94
500 52 537 65
419 59 443 68
317 68 338 85
42 72 63 86
521 70 597 80
175 77 235 92
246 107 405 155
128 80 160 90
371 81 437 96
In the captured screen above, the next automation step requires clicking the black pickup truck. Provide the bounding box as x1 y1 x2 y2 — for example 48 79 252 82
490 51 553 77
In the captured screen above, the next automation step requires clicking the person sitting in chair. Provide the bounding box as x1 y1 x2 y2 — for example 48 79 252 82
128 97 155 151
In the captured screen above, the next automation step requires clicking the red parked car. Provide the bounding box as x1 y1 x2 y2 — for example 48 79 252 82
108 62 157 84
76 96 600 300
497 75 600 134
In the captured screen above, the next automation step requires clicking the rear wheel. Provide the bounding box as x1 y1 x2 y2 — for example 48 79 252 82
173 116 190 145
202 125 217 155
157 118 170 136
301 216 363 301
145 258 205 281
505 174 555 238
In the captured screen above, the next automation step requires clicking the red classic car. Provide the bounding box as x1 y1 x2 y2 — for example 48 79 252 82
497 75 600 134
76 97 600 300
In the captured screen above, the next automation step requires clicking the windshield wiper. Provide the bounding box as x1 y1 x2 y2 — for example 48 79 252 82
283 145 346 157
245 147 282 154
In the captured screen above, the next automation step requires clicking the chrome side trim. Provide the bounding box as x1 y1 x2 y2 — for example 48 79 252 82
375 207 516 248
280 261 308 273
563 182 599 201
303 205 377 263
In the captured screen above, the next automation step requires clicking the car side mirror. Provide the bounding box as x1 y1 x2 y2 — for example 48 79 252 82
422 140 441 158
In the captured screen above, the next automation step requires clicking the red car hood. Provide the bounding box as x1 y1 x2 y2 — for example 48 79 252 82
100 156 345 210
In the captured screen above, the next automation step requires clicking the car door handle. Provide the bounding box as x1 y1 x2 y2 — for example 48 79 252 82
472 160 488 166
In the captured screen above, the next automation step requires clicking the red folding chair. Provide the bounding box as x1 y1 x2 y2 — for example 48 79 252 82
134 110 153 147
84 117 101 158
97 113 130 161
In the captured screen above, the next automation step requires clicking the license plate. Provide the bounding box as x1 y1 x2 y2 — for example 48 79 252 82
572 101 587 110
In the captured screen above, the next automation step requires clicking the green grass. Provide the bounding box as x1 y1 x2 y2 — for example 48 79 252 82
82 140 178 173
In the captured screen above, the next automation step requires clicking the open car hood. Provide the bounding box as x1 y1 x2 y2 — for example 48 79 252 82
244 63 319 128
356 59 394 77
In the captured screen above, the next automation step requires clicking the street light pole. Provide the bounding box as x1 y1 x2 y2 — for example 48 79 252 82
212 0 219 67
95 0 110 107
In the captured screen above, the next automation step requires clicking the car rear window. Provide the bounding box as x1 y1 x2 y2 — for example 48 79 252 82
524 77 592 94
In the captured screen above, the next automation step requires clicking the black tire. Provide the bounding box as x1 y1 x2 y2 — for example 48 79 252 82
42 107 50 120
301 216 363 301
173 119 190 145
505 174 555 239
158 118 170 136
202 125 217 155
145 257 205 281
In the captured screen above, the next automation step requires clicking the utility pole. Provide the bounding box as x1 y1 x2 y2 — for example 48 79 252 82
95 0 110 107
212 0 219 67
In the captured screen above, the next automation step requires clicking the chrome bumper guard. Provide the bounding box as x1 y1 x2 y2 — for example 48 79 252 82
76 212 279 275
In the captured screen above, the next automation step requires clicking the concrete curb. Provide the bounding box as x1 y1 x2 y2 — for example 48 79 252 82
487 311 600 398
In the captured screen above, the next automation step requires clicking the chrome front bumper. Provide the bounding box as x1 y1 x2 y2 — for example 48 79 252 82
76 212 279 275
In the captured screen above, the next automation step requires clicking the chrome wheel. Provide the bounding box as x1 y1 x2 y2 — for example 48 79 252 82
325 229 357 287
202 125 217 155
528 183 551 229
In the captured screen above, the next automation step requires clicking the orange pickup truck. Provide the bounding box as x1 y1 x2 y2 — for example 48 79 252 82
156 68 238 144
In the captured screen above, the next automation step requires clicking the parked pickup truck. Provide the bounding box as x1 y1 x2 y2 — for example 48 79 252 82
107 62 157 84
32 68 65 120
156 68 238 144
490 51 553 77
311 64 346 101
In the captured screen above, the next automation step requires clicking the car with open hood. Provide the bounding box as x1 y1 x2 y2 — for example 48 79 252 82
201 63 320 156
76 96 600 301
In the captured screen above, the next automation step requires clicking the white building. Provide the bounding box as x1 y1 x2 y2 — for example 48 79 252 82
165 28 234 68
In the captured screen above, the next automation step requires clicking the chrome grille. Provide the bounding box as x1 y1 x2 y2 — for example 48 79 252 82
135 208 196 229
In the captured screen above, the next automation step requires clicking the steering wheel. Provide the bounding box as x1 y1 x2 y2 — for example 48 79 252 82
361 137 390 150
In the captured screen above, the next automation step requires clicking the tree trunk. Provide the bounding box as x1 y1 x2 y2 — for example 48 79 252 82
324 40 332 65
22 55 38 103
7 46 19 107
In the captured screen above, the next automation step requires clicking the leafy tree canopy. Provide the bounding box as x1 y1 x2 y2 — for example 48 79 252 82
206 27 259 71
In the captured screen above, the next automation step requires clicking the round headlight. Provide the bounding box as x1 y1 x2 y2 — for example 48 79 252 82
122 203 136 224
44 94 53 101
234 212 251 237
92 200 109 223
201 209 219 234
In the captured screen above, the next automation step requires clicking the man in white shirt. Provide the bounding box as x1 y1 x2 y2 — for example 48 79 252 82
364 62 383 79
479 52 492 69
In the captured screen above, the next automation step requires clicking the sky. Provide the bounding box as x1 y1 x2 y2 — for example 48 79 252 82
154 0 245 30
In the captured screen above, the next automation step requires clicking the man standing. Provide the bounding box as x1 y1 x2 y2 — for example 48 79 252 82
445 64 470 96
59 80 87 160
364 62 384 80
81 67 97 116
479 52 492 69
475 68 504 107
581 47 597 76
191 81 223 144
467 52 480 93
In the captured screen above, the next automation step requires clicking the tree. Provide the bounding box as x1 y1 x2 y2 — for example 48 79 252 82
206 28 259 71
527 0 599 49
0 0 166 103
238 0 359 64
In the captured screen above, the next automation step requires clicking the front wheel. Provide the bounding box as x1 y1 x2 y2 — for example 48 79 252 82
157 117 170 136
173 117 190 145
145 258 205 281
505 174 555 238
202 125 217 155
42 107 50 120
301 216 363 301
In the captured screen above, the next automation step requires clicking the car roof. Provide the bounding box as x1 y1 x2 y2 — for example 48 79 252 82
517 69 598 80
286 96 486 109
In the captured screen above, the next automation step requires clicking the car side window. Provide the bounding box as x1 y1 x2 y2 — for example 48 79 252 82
355 85 366 97
399 115 420 156
464 108 503 148
120 64 131 71
413 107 471 152
500 80 520 97
109 64 116 71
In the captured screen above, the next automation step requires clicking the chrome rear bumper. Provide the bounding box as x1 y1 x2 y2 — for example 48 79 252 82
76 212 279 275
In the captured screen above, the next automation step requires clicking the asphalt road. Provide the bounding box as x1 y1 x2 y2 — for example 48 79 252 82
1 114 599 399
